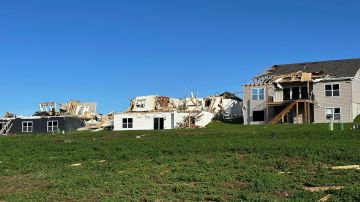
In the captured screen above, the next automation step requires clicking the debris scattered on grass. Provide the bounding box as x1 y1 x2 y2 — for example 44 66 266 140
331 165 360 170
70 163 82 167
278 171 292 174
49 157 55 159
0 161 2 163
98 160 106 163
304 186 344 192
136 136 141 139
319 194 333 202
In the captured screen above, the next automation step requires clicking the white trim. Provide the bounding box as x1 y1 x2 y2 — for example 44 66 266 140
22 121 33 133
251 88 264 100
325 107 341 121
324 83 340 97
122 118 133 129
47 120 59 132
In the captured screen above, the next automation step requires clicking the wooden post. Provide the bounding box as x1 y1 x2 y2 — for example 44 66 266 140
304 102 308 123
296 102 299 124
307 81 310 100
308 102 311 123
265 83 269 124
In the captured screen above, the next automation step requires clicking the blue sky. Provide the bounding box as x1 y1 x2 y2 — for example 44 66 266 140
1 0 359 115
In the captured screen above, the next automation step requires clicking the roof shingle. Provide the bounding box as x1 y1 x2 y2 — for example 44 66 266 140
265 58 360 77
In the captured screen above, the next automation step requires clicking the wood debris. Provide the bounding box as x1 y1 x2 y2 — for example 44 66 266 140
70 163 82 167
319 194 333 202
303 186 344 192
331 165 360 170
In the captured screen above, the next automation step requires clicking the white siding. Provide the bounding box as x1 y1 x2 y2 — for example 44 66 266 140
114 112 192 131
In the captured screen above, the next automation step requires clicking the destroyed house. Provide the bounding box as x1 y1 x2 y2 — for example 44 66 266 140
114 95 215 131
113 92 243 131
243 58 360 124
0 116 85 135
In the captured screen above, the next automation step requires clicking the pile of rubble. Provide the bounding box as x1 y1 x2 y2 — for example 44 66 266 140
77 113 114 132
124 92 243 128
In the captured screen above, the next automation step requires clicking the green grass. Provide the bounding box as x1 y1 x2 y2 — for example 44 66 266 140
1 123 360 201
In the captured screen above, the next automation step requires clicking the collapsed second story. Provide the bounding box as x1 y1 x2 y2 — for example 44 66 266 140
243 58 360 124
125 92 243 118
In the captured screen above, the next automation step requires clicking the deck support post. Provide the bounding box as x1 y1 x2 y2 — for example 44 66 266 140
296 102 299 124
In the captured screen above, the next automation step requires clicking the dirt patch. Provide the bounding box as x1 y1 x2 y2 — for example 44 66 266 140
0 174 51 194
223 180 248 189
236 153 246 161
274 191 294 199
284 156 304 166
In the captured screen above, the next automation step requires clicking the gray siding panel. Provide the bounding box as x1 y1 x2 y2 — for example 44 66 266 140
313 81 352 123
352 70 360 120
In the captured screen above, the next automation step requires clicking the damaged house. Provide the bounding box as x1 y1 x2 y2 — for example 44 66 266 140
113 93 242 131
0 101 97 135
243 58 360 124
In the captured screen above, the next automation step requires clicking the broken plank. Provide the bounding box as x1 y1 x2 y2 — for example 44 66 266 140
332 165 360 170
304 186 344 192
319 194 332 202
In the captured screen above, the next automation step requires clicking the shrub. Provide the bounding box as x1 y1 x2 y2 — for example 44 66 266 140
354 115 360 124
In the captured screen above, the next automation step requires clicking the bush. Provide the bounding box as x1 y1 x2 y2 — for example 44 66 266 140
354 115 360 124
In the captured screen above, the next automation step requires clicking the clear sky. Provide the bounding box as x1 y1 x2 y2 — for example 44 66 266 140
1 0 359 115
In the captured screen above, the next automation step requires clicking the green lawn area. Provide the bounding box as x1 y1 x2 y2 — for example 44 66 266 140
1 123 360 201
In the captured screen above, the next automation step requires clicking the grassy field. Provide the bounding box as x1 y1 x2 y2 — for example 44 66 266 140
1 123 360 201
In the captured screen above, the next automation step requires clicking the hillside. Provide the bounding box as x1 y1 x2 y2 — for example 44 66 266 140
0 123 360 201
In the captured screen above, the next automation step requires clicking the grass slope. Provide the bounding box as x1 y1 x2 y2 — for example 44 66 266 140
0 123 360 201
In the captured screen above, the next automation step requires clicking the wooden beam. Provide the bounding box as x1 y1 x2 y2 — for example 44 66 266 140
304 102 307 123
308 102 311 123
296 102 299 124
265 83 269 124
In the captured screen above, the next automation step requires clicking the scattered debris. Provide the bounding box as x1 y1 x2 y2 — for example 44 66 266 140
278 172 292 175
70 163 82 167
3 112 15 118
98 160 106 163
303 186 344 192
331 165 360 170
319 194 333 202
78 112 114 132
136 136 141 139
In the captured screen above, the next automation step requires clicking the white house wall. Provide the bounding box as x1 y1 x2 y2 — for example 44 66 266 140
196 111 215 127
114 112 195 131
131 96 157 112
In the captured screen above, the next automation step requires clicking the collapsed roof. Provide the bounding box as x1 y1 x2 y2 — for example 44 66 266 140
247 58 360 86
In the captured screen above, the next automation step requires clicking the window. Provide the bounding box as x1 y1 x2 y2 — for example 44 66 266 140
301 87 308 99
136 99 146 108
326 108 341 120
47 120 58 132
22 121 33 133
122 118 133 128
154 118 164 130
292 87 300 99
283 86 308 100
325 84 340 97
253 110 265 122
283 88 291 100
252 88 264 100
